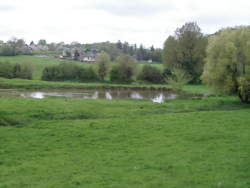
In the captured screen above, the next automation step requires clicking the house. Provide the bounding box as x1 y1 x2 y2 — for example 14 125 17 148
82 52 97 62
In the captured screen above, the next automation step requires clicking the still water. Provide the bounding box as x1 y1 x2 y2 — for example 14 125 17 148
0 88 190 103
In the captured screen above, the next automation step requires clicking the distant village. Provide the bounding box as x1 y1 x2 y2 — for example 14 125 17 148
0 38 163 62
29 41 98 62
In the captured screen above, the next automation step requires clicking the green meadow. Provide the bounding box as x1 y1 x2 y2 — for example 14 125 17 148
0 56 249 187
0 96 250 187
0 56 93 80
0 55 164 80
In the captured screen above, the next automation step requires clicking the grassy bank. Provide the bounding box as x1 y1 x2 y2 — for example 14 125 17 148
0 96 250 187
0 77 211 94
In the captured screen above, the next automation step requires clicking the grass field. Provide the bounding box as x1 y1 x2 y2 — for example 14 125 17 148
0 96 250 187
0 55 249 187
0 56 93 80
0 55 164 80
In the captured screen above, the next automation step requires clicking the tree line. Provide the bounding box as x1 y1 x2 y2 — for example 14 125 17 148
0 38 162 62
42 53 165 84
162 22 250 103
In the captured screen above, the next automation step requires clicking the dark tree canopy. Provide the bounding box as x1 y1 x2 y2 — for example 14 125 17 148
163 22 207 83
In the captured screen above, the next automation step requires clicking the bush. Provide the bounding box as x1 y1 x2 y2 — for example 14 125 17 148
138 65 164 83
42 62 79 81
42 62 99 82
166 68 191 92
110 55 137 83
42 66 60 81
13 62 33 80
57 62 80 81
0 62 13 78
0 61 33 79
162 68 173 78
78 67 99 82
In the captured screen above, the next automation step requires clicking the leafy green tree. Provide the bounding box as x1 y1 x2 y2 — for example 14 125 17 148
163 22 207 83
110 55 137 83
202 26 250 103
96 52 110 81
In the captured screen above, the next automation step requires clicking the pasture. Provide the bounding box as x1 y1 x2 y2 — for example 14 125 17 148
0 96 250 187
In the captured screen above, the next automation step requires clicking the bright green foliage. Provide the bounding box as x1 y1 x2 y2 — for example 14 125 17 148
96 52 110 80
110 55 137 83
202 27 250 102
163 22 207 83
166 68 191 92
137 65 164 83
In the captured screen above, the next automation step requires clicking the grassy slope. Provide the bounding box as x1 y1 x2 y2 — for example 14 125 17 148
0 56 92 80
0 55 164 80
0 97 250 187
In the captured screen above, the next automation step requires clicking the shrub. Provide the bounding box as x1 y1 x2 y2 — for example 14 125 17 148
78 67 99 82
163 68 173 78
138 65 164 83
110 55 137 83
0 61 33 79
42 62 80 81
166 68 191 92
13 62 33 80
42 66 59 81
57 62 80 81
42 63 98 82
0 61 13 78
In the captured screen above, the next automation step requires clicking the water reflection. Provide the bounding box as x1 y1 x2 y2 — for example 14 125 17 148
0 88 184 103
152 93 164 103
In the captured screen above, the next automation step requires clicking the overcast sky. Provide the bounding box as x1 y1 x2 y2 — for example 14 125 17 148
0 0 249 48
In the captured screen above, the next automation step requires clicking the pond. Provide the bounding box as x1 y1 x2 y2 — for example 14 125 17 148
0 88 202 103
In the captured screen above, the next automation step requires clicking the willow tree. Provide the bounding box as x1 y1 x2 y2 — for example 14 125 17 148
202 26 250 103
